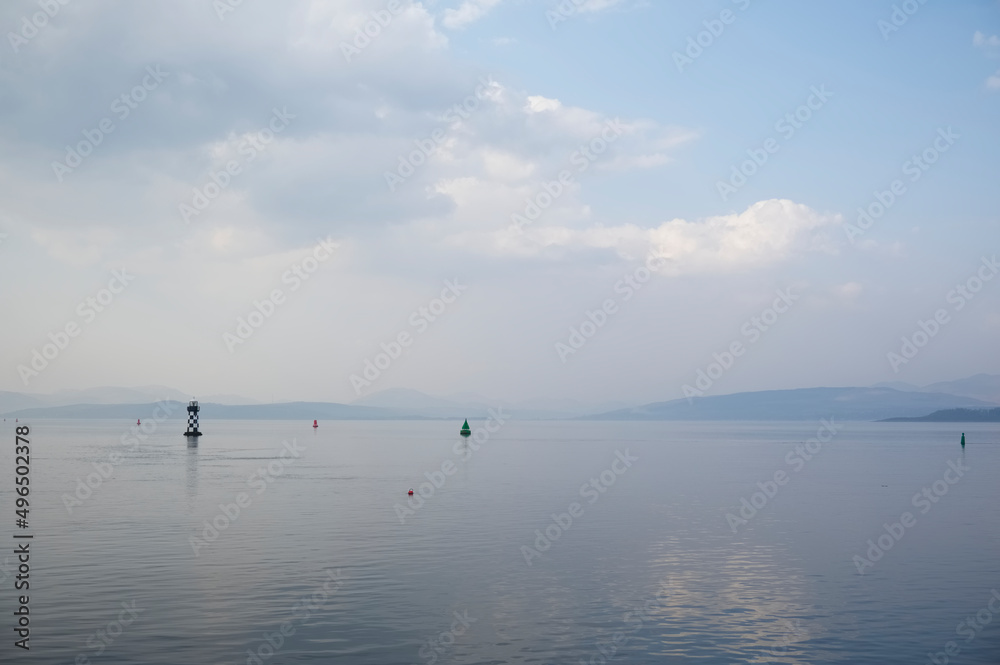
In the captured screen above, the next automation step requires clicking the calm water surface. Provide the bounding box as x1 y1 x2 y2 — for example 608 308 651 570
1 418 998 664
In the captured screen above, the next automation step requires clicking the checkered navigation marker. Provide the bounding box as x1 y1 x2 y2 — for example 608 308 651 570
185 400 202 437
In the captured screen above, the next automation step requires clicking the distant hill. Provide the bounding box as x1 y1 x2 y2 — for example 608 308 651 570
921 374 1000 404
4 377 998 422
2 391 612 421
43 385 192 405
3 401 416 421
873 374 1000 405
0 391 45 414
0 386 259 414
353 388 627 419
584 387 997 422
881 408 1000 422
353 387 461 410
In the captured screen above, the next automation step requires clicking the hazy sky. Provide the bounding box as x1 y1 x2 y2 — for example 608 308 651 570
1 0 997 405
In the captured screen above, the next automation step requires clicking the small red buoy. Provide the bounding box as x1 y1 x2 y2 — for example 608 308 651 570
313 419 318 428
137 419 141 426
408 489 414 495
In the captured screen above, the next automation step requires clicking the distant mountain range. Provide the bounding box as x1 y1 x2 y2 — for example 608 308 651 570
581 387 997 422
881 408 1000 423
873 373 1000 405
0 385 258 415
352 387 630 420
0 390 628 422
3 375 998 422
3 401 411 421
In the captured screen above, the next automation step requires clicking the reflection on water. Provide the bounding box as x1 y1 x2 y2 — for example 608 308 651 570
639 542 821 663
185 437 198 502
0 419 997 664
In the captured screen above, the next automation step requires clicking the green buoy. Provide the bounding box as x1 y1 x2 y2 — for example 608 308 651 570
961 432 966 447
460 419 472 437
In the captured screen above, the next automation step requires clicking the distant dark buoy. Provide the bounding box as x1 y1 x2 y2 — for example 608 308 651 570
961 432 966 447
137 418 141 426
313 419 318 428
408 489 414 495
460 419 472 437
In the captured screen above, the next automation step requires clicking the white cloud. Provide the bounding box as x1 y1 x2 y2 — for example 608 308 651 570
525 95 563 113
832 281 864 302
293 0 448 56
481 149 538 180
451 199 841 274
973 31 1000 53
974 31 1000 89
618 199 841 273
30 227 118 268
383 82 696 243
576 0 628 13
443 0 626 29
443 0 504 29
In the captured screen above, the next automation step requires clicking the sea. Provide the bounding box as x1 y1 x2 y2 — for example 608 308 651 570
0 418 998 664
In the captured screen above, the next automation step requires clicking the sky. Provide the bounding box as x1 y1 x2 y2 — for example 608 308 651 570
0 0 998 406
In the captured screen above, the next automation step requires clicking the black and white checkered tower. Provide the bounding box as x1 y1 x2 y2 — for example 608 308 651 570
184 400 202 437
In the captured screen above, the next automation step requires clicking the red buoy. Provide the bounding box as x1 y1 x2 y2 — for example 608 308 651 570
407 489 414 495
313 419 318 428
137 419 141 426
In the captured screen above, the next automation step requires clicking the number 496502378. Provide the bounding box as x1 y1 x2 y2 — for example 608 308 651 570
15 426 30 509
